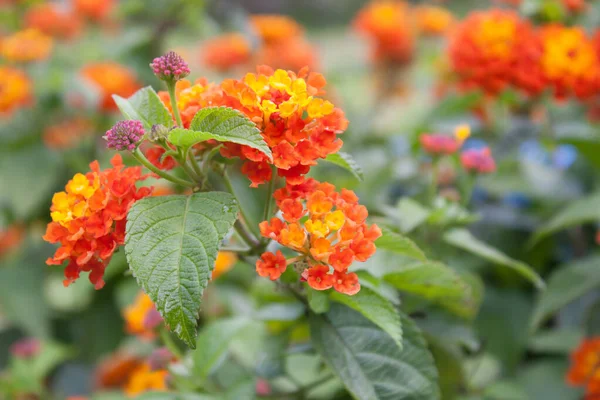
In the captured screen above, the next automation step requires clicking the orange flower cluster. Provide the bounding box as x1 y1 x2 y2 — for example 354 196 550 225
0 66 32 115
1 28 53 63
567 338 600 399
43 155 152 289
73 0 116 21
0 224 24 258
257 180 381 295
353 1 416 64
24 3 83 40
448 9 600 100
162 67 347 187
81 63 141 112
123 292 163 339
43 118 94 150
212 251 238 279
201 15 318 72
414 5 454 37
124 363 169 397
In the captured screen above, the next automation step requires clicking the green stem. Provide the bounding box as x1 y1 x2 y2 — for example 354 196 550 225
132 147 195 188
222 169 261 239
462 173 476 207
167 81 183 128
159 328 184 360
188 150 204 182
263 167 277 223
428 158 439 206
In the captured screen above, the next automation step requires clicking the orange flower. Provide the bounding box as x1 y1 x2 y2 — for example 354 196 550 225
250 15 302 45
1 28 53 63
74 0 115 21
0 224 24 258
354 1 415 64
255 36 319 71
211 251 238 279
123 292 163 339
95 352 143 389
43 118 94 150
539 25 600 100
201 33 252 72
256 180 381 295
43 155 152 289
124 363 168 397
567 338 600 399
81 63 141 112
414 6 454 37
162 67 347 186
0 67 32 115
448 9 541 96
24 3 83 40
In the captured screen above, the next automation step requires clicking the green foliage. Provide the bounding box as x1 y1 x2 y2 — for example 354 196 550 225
310 303 440 400
125 192 239 348
113 86 173 130
443 228 544 289
375 226 427 262
323 152 364 181
168 107 271 159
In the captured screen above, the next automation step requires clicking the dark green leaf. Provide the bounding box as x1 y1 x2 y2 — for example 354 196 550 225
530 255 600 332
309 304 440 400
168 107 271 159
330 286 403 348
444 228 544 289
125 192 239 348
375 226 427 262
323 152 364 181
113 86 173 130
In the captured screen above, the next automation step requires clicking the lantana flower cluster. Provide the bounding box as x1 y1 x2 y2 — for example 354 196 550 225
43 155 152 289
448 9 600 101
566 337 600 399
258 179 381 295
202 15 318 72
160 66 347 187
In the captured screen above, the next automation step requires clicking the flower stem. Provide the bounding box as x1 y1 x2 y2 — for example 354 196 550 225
159 328 184 360
428 158 439 206
167 81 183 128
132 147 195 188
263 168 277 222
222 169 261 239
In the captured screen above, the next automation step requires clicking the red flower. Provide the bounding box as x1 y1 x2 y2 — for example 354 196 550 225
44 155 152 289
256 250 287 280
460 147 496 174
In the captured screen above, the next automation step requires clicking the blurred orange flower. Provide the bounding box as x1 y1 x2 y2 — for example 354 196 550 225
414 5 454 36
24 3 83 40
567 338 600 399
123 292 163 339
43 118 94 150
81 63 141 112
0 67 32 115
250 15 302 44
255 36 318 71
212 251 238 279
95 352 143 389
354 1 415 64
1 28 53 63
201 33 252 72
74 0 115 21
0 224 24 258
124 363 168 397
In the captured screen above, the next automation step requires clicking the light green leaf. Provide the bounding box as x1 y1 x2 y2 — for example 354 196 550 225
307 288 330 314
375 226 427 262
528 329 583 354
309 304 440 400
530 255 600 332
113 86 173 130
168 107 271 160
192 317 251 381
384 262 479 319
125 192 239 348
395 198 430 233
444 228 544 289
330 286 403 349
531 191 600 245
323 152 364 181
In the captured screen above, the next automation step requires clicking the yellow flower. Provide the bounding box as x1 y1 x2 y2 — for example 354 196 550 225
325 210 346 231
307 98 334 119
454 124 471 142
212 251 238 279
305 219 330 238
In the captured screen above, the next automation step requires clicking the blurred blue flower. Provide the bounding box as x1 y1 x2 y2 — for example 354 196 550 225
553 144 577 170
502 192 531 209
462 138 488 151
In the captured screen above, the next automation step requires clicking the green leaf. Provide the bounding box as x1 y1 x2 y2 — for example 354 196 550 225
375 226 427 262
323 152 364 181
135 393 218 400
395 198 430 233
384 262 479 319
192 317 251 381
528 329 583 354
307 288 330 314
169 107 271 160
125 192 239 348
531 191 600 245
530 255 600 332
309 303 440 400
330 286 403 349
113 86 173 130
443 228 544 289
